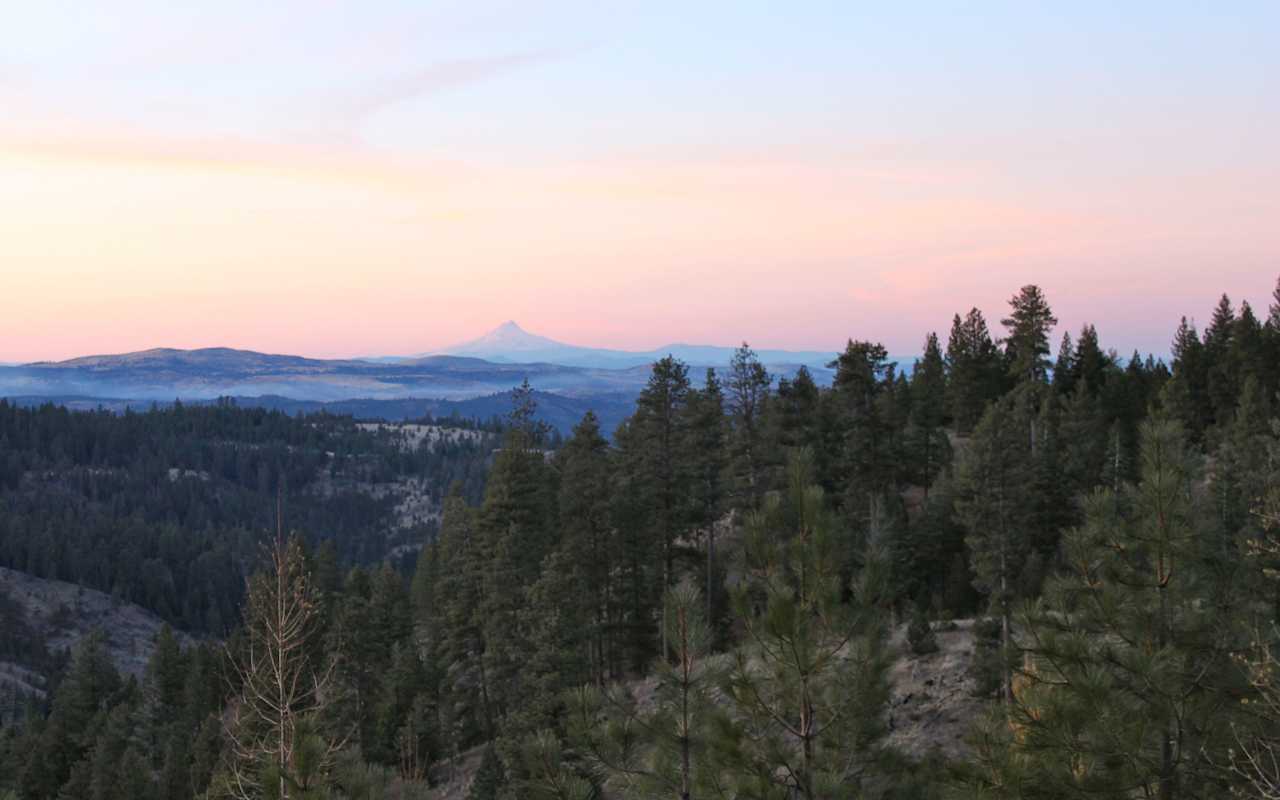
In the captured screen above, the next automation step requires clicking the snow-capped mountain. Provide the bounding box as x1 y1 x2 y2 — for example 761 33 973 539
425 321 840 371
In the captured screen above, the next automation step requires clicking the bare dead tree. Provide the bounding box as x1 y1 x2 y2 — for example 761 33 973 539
220 503 347 799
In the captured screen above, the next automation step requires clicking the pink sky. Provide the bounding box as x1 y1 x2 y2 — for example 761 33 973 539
3 133 1275 363
2 2 1277 362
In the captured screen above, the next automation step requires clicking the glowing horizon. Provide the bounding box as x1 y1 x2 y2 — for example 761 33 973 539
2 2 1277 363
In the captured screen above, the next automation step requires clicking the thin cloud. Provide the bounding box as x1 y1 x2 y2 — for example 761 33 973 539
315 50 563 133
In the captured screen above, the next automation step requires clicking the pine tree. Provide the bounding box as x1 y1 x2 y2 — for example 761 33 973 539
429 490 493 746
475 388 559 724
1001 285 1058 384
1212 375 1273 540
907 332 952 493
610 417 661 672
1265 275 1280 400
946 308 1005 433
509 729 597 800
726 344 772 507
772 366 840 492
1229 462 1280 795
114 746 157 800
140 624 186 767
1059 379 1107 498
343 564 414 764
1204 293 1236 358
19 632 123 799
967 417 1245 797
410 519 441 641
1026 394 1073 561
829 339 896 516
681 370 730 630
1072 323 1108 393
1168 316 1209 438
512 547 594 741
714 450 890 799
556 412 617 686
190 714 225 796
369 641 433 781
773 367 819 445
628 356 694 660
565 579 725 800
1205 293 1238 426
956 393 1035 703
1052 331 1075 396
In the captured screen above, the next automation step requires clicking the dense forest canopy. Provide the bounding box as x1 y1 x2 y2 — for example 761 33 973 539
2 278 1280 799
0 401 498 634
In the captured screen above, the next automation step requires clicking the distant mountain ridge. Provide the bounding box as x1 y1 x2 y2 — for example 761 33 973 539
423 320 843 371
2 347 655 403
2 324 904 431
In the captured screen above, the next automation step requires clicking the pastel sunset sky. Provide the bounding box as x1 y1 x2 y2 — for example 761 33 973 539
2 1 1277 362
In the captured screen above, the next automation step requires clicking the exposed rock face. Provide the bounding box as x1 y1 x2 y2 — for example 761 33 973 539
886 618 990 761
0 566 192 697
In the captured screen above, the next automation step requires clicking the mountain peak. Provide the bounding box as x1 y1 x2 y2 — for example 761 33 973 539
492 320 527 335
435 321 564 359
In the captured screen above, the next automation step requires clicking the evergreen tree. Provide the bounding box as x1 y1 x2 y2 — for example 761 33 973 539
956 393 1035 702
726 343 772 507
369 642 433 783
1001 284 1058 384
965 417 1244 797
510 547 595 743
610 418 661 672
907 332 952 492
682 370 730 630
1211 375 1273 541
1025 394 1073 562
1228 460 1280 795
1265 275 1280 399
1205 293 1238 425
1058 380 1107 499
1071 323 1108 393
1052 331 1075 396
1166 316 1209 438
946 308 1005 433
629 356 694 660
342 564 413 764
829 339 896 517
429 490 494 746
772 366 842 494
555 412 617 686
566 579 725 800
1204 293 1236 358
19 632 123 799
475 390 559 724
713 450 891 799
1232 300 1265 388
772 367 822 453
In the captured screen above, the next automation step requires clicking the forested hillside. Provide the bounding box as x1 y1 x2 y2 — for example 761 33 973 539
0 402 499 635
2 279 1280 799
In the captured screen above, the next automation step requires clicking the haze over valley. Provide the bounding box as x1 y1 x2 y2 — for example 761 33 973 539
0 321 848 433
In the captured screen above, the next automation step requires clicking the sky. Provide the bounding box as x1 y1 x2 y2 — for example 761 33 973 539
1 0 1277 362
